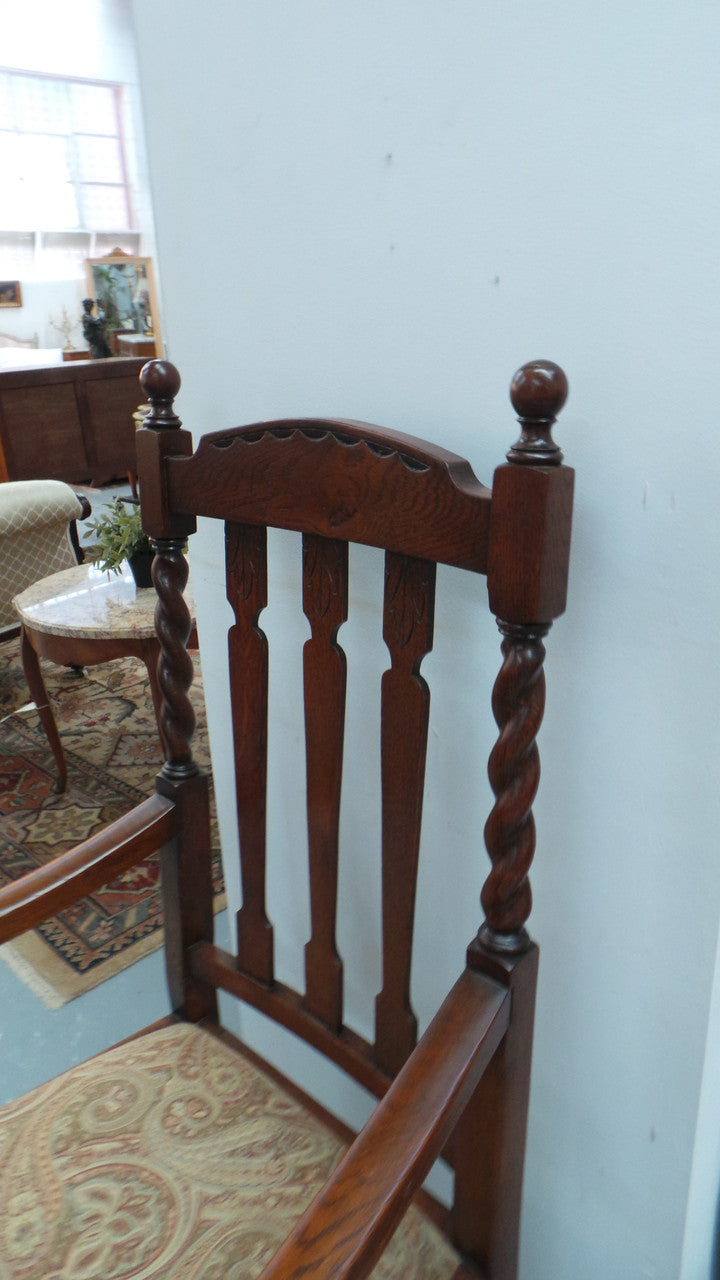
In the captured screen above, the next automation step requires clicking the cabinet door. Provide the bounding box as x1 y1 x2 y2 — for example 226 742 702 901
82 375 142 478
0 385 88 481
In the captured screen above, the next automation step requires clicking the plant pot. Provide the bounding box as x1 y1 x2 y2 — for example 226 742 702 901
128 551 155 589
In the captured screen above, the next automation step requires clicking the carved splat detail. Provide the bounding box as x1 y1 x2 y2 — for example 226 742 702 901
374 552 437 1075
152 539 197 779
226 521 273 983
480 621 550 952
302 534 349 1030
383 552 436 648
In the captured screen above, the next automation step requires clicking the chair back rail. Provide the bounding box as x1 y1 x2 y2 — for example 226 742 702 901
159 418 493 571
136 359 573 1094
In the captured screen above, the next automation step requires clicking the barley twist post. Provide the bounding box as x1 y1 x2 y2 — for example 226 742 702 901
139 359 197 781
480 621 549 952
478 360 570 957
152 539 196 779
456 361 573 1278
136 361 215 1022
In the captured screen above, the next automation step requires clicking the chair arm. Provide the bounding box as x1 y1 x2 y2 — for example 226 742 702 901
69 491 92 563
0 479 84 536
260 968 511 1280
0 794 176 944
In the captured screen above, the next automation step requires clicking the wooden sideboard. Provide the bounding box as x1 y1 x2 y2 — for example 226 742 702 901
116 334 158 359
0 358 146 486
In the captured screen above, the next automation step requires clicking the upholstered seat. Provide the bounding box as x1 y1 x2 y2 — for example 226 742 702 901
0 479 87 637
0 1022 458 1280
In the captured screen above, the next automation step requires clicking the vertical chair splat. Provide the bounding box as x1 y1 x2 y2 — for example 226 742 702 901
375 551 437 1075
226 520 274 984
302 533 349 1030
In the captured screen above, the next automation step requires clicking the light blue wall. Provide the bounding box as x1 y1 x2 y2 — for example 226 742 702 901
130 4 720 1277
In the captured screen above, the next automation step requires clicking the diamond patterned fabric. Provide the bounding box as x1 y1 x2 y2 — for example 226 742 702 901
0 480 82 633
0 1021 460 1279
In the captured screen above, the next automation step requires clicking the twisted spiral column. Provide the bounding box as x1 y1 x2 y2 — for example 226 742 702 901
480 621 550 953
152 537 197 779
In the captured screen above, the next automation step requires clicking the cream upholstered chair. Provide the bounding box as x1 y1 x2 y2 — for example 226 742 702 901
0 479 89 639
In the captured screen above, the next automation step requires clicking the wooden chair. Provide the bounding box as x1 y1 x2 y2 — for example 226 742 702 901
0 358 574 1280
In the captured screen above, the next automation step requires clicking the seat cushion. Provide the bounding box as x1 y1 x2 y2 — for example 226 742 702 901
0 1022 461 1279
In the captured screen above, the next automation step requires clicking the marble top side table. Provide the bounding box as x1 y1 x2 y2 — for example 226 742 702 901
13 562 197 792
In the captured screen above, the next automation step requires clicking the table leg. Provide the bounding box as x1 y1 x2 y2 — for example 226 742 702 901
20 626 67 793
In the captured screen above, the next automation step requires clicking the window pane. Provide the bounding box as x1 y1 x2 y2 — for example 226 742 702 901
0 179 33 228
74 134 123 184
33 182 79 230
21 134 71 183
80 184 129 231
0 75 15 127
70 83 118 136
0 180 73 230
0 72 134 255
0 131 22 177
13 75 71 134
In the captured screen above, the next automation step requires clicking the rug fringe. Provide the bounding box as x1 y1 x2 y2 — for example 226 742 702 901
0 942 65 1009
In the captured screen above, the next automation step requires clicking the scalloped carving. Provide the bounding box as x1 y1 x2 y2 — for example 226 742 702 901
208 426 431 475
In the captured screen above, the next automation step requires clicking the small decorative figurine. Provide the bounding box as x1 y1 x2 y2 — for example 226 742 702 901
81 298 112 359
48 305 78 351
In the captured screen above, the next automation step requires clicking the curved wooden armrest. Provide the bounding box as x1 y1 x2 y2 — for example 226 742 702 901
0 794 176 944
260 969 510 1280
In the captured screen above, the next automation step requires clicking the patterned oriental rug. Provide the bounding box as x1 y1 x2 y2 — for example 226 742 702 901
0 637 224 1006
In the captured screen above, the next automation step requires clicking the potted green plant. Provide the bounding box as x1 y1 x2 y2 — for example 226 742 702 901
87 496 155 588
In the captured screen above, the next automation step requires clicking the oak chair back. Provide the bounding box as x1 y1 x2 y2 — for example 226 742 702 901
135 358 574 1279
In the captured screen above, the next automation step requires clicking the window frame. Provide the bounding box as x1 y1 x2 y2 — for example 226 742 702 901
0 67 138 279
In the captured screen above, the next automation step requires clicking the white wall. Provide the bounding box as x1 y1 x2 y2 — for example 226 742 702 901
0 0 156 348
131 3 720 1277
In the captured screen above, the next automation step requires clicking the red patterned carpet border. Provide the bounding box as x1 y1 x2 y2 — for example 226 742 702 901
0 638 223 1005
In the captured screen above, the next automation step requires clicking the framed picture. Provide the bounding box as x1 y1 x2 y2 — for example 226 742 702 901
0 281 22 308
85 250 161 356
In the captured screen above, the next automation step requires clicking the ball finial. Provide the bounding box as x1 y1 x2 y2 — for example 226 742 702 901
140 358 181 402
139 359 182 431
507 360 568 465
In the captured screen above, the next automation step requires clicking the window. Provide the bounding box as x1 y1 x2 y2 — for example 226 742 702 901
0 69 140 279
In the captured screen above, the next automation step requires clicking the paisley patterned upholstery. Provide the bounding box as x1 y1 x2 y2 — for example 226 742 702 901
0 480 83 635
0 1022 460 1279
